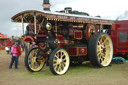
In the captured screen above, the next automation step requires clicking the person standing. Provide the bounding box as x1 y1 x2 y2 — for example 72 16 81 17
9 41 21 69
21 41 25 52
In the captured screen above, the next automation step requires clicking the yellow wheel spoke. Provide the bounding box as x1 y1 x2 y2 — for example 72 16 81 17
63 58 66 61
61 52 64 58
31 61 35 69
55 55 59 59
53 60 57 63
54 65 58 72
61 63 65 69
59 64 62 72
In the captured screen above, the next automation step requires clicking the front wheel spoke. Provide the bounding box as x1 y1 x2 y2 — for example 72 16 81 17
53 61 58 66
62 58 66 62
54 55 59 59
35 61 38 66
59 64 62 72
61 54 65 59
53 59 57 63
56 65 60 71
29 53 34 58
57 64 61 72
31 62 35 68
54 64 58 71
61 63 65 69
57 52 60 58
63 62 66 67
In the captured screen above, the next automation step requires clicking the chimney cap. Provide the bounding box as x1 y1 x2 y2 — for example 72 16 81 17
43 0 50 4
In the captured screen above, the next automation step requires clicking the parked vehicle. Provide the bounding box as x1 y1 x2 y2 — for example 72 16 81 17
11 10 113 75
110 20 128 59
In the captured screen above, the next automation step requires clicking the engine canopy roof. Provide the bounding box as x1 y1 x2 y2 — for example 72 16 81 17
11 10 113 25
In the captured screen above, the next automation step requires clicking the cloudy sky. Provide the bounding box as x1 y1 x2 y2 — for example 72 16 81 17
0 0 128 37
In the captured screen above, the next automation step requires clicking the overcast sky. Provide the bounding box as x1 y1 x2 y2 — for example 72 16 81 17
0 0 128 37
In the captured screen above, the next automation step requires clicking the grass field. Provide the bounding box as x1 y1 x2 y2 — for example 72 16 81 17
0 50 128 85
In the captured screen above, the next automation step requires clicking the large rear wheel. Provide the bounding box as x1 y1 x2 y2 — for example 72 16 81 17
49 48 70 75
25 47 45 72
88 33 113 67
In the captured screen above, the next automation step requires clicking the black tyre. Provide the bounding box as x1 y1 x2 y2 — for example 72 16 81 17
49 48 70 75
25 47 45 72
88 33 113 67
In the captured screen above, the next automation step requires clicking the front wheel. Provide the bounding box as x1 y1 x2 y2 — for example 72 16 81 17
88 33 113 67
49 48 70 75
25 47 45 72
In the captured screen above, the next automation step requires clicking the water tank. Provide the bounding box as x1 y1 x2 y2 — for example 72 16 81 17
64 7 72 14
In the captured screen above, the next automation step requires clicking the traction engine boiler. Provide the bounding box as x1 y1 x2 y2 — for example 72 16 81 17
11 10 113 75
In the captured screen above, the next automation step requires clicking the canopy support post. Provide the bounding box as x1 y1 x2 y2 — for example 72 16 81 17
100 24 103 32
34 13 36 34
55 21 57 36
21 15 24 35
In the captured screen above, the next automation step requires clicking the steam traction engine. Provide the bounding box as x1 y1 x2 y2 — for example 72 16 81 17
12 10 113 75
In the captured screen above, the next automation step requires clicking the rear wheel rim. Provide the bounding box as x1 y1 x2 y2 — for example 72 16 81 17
53 49 69 75
28 48 45 71
97 34 113 66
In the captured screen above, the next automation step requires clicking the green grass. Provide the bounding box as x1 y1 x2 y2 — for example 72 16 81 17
20 62 128 78
1 52 128 85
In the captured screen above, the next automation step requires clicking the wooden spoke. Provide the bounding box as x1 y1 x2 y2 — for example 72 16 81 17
26 47 45 72
96 34 113 66
50 48 70 75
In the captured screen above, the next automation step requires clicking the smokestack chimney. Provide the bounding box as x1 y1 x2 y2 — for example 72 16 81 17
42 0 51 11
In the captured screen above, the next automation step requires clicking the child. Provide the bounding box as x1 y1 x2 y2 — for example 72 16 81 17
9 41 21 69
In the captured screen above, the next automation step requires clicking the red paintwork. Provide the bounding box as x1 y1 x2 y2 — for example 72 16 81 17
0 33 7 39
0 33 13 50
74 31 83 39
86 24 97 40
57 35 65 48
6 38 13 47
78 47 87 56
70 30 73 33
67 46 77 56
66 46 87 56
110 20 128 55
23 36 34 42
